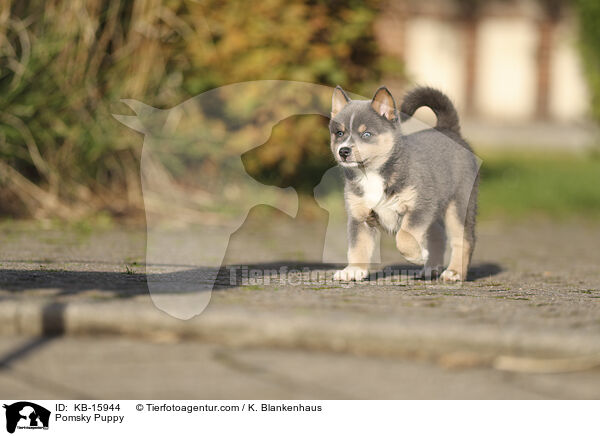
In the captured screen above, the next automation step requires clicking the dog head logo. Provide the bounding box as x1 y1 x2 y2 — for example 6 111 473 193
3 402 50 434
113 80 344 320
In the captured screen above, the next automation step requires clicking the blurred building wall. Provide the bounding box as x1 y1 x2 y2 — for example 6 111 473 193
376 0 589 123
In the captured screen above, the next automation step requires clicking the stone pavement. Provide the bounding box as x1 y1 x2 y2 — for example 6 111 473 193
0 219 599 398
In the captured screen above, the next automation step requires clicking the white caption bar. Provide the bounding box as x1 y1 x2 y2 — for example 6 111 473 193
0 400 597 435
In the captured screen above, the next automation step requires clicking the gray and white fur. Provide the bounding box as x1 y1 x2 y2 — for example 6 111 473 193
330 86 479 282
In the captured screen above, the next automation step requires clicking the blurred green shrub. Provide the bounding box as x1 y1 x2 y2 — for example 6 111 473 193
576 0 600 122
0 0 399 218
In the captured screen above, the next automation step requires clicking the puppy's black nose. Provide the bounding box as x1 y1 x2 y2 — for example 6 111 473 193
338 147 351 159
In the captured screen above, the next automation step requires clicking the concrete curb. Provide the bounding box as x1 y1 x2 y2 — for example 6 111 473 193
1 298 599 363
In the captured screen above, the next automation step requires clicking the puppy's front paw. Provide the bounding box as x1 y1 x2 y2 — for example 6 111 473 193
333 266 369 281
440 269 463 282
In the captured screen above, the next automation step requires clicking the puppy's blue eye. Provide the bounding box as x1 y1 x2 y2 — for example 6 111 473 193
362 132 372 138
336 131 344 137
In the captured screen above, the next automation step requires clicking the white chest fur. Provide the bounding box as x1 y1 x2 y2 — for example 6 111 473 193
357 172 416 232
359 172 385 209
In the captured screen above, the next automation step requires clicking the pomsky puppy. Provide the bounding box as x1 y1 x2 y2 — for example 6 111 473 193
329 86 479 282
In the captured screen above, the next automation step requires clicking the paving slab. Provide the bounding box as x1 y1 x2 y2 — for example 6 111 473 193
1 336 598 399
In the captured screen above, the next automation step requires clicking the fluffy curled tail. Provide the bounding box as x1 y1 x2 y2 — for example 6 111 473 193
399 87 460 134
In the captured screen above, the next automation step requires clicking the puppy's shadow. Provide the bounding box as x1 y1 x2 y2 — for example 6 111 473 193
467 263 503 280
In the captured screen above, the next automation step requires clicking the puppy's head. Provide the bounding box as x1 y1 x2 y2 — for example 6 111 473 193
329 86 399 169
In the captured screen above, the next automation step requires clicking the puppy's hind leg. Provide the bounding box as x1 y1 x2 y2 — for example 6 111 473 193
441 200 475 282
418 220 446 280
334 218 379 281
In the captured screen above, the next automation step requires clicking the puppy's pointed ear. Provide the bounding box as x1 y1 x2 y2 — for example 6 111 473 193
371 86 398 122
331 86 350 118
